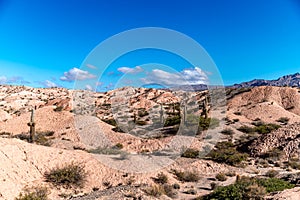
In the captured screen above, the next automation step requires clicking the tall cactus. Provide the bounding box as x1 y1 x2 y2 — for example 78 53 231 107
202 96 209 119
27 108 36 143
159 103 164 125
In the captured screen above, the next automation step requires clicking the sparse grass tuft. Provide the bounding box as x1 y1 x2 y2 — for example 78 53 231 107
44 163 86 188
216 173 227 181
87 146 124 155
144 184 177 198
171 169 200 182
153 172 168 184
15 187 49 200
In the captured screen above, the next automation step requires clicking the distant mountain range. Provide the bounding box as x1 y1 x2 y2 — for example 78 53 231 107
172 73 300 91
232 72 300 88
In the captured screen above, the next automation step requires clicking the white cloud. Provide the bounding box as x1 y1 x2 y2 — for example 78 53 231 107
0 76 30 84
96 81 103 86
141 67 208 86
60 67 96 82
0 76 7 84
86 64 97 69
44 80 58 88
85 84 93 91
118 66 143 74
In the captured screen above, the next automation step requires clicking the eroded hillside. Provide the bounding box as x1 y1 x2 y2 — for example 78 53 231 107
0 85 299 200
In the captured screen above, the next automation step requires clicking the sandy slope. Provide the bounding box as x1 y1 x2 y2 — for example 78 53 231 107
228 86 300 123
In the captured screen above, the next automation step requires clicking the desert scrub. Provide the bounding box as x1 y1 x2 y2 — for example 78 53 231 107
13 132 54 146
87 146 124 155
101 118 117 126
200 176 294 200
44 163 86 188
207 141 248 166
198 117 220 131
216 172 227 181
144 184 177 198
237 125 255 133
164 115 181 127
181 148 199 158
171 169 200 182
265 169 279 178
237 123 280 134
15 187 49 200
220 128 234 135
113 143 123 149
53 106 63 112
276 117 289 125
254 123 280 134
34 132 54 146
153 172 168 184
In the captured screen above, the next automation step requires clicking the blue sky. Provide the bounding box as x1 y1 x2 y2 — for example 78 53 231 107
0 0 300 90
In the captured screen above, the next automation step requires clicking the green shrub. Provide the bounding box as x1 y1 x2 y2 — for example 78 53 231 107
101 118 117 126
207 141 248 166
153 172 168 184
114 143 123 149
237 124 280 134
216 173 227 181
254 123 280 134
164 115 181 127
53 106 63 112
181 148 199 159
265 169 279 178
256 178 294 193
171 169 200 182
221 128 234 135
198 117 220 131
237 125 255 133
87 146 124 155
44 163 86 188
200 176 294 200
15 187 49 200
276 117 289 125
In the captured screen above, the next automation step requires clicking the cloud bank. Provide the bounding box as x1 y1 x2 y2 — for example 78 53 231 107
118 66 143 74
141 67 208 86
60 68 96 82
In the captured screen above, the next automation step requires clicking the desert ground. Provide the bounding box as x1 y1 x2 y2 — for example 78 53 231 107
0 85 300 199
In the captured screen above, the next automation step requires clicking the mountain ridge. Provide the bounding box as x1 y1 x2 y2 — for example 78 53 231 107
232 72 300 88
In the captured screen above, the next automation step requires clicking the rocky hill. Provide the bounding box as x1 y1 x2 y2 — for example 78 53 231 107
0 84 299 199
232 73 300 88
